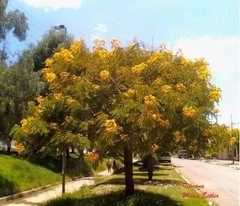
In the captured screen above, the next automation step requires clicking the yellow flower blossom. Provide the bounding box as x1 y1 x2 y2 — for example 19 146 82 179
154 78 163 85
161 85 172 93
144 95 156 105
65 116 73 123
123 89 136 98
66 97 76 105
45 58 53 67
100 70 110 80
182 106 196 117
92 84 100 92
202 129 210 137
60 72 69 79
175 83 186 93
42 68 50 74
45 72 56 83
97 49 108 59
209 87 221 102
60 48 74 62
50 122 58 130
104 119 117 133
36 96 43 104
54 93 62 101
198 66 212 81
147 52 163 64
132 63 147 75
151 144 159 152
20 119 28 127
158 119 170 127
230 137 236 145
120 134 129 142
53 52 61 59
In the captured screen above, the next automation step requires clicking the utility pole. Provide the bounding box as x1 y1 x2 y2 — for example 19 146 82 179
230 114 235 164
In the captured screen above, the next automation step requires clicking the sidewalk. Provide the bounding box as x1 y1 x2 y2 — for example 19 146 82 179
201 159 239 169
1 169 113 206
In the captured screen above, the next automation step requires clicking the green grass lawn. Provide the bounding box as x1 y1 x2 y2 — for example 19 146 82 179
0 152 108 197
41 161 210 206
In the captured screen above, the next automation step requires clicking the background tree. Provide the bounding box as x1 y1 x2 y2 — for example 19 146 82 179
0 0 29 61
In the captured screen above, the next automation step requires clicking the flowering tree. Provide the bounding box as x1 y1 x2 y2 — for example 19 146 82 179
11 37 221 196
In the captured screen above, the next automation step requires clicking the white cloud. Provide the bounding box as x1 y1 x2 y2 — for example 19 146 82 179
172 35 239 125
19 0 83 11
94 23 108 32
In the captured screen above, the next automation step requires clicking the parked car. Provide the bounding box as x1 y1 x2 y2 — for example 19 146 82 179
159 152 171 163
178 149 188 159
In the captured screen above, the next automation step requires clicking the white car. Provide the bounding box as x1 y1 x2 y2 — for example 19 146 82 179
159 152 171 163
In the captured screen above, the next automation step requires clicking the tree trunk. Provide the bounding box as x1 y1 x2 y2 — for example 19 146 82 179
7 145 11 154
124 144 134 197
66 148 70 158
147 153 154 181
62 150 66 194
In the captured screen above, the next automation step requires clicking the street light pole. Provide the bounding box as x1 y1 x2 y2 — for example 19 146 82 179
53 24 67 194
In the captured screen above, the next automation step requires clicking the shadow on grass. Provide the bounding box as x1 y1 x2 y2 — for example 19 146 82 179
94 176 183 187
133 172 169 177
41 189 182 206
0 174 20 197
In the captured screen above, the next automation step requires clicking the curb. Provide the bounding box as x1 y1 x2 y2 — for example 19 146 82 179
174 168 213 206
0 176 88 204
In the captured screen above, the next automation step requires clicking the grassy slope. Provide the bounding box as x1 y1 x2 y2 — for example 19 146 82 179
0 154 61 197
42 161 210 206
0 153 108 197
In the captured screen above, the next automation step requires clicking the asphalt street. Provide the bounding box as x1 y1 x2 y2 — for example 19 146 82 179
172 157 239 206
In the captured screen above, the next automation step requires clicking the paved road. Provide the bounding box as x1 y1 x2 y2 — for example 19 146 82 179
172 157 239 206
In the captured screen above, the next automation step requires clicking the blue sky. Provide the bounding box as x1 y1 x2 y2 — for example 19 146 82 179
7 0 239 126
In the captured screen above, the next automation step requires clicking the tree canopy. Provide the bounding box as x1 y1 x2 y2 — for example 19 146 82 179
11 38 222 196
